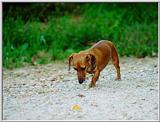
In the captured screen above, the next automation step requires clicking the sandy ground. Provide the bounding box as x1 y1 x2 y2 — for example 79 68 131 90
3 57 159 120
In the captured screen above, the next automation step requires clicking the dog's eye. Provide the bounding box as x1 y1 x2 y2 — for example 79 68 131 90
81 67 86 70
74 67 78 71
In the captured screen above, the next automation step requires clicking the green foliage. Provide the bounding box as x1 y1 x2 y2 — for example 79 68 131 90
3 3 158 69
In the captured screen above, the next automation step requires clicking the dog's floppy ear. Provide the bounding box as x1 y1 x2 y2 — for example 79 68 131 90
68 54 74 71
86 54 96 70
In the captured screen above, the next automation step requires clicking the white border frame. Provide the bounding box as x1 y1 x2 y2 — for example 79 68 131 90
0 1 159 121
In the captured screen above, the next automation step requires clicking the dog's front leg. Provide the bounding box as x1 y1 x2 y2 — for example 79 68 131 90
89 70 100 88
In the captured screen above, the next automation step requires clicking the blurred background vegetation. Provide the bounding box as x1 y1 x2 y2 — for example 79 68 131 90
3 3 158 69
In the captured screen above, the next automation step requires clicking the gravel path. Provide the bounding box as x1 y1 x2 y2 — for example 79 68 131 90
3 57 159 120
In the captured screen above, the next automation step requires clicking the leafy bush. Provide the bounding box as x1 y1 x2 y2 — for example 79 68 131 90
3 3 158 69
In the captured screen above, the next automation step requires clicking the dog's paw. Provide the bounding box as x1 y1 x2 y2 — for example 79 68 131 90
89 83 96 88
115 77 121 81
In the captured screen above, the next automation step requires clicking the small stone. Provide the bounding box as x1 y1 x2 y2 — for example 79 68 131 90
136 85 141 88
131 101 136 104
77 94 85 98
139 80 144 82
154 106 158 110
150 88 155 91
51 77 57 81
91 103 98 107
60 75 64 79
154 64 157 67
63 80 70 82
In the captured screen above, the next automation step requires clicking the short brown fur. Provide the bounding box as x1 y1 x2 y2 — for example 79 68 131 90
68 40 121 87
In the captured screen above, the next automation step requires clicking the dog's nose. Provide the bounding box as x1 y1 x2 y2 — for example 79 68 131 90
79 78 84 84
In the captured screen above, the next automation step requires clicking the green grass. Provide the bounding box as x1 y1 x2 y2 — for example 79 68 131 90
3 3 158 69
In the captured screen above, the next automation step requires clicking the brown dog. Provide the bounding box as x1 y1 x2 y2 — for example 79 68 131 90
68 40 121 87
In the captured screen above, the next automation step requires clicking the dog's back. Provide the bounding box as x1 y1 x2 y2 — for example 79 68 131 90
89 40 120 73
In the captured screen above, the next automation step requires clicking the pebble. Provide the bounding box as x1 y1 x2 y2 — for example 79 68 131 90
77 94 85 98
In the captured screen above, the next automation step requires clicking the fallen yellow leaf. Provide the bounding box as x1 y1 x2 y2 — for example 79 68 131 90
71 105 81 111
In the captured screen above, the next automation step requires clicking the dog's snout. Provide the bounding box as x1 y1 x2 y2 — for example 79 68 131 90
77 70 86 84
79 78 84 84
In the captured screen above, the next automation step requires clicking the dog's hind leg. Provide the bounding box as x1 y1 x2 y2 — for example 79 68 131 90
110 43 121 80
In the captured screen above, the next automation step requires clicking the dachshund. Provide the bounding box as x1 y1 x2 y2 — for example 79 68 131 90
68 40 121 87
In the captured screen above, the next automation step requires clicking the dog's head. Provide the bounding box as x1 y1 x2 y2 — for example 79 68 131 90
68 52 96 84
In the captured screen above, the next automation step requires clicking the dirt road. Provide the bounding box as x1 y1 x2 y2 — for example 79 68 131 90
3 57 159 120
